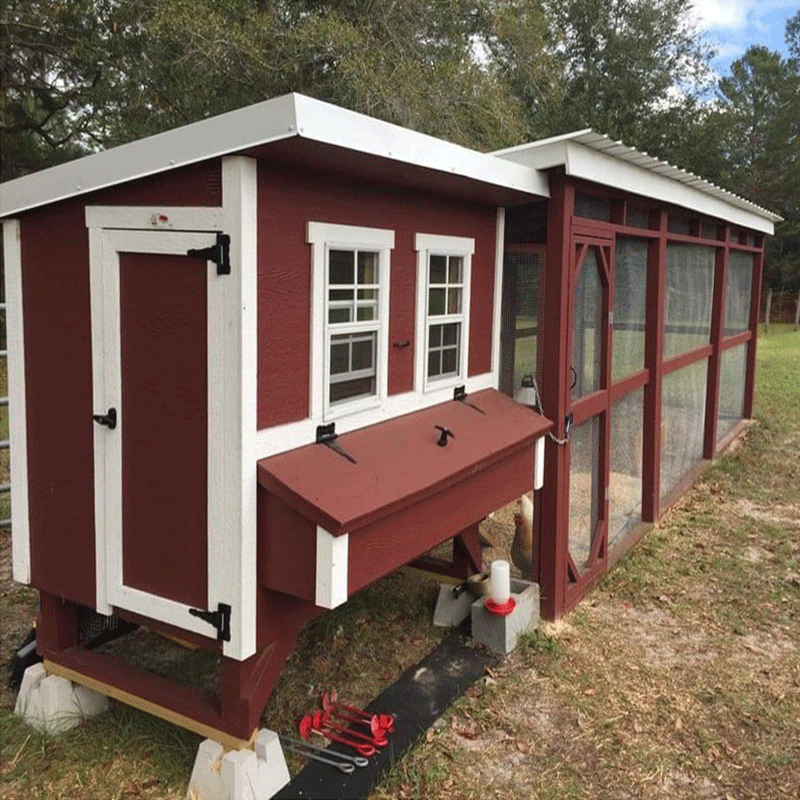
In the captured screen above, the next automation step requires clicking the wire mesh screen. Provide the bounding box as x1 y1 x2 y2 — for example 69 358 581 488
572 248 604 399
574 193 611 222
724 251 754 336
501 248 542 396
569 415 601 573
664 244 715 359
660 359 708 500
609 388 644 550
717 343 748 442
613 238 648 382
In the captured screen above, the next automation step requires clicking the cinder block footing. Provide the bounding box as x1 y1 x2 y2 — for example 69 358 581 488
432 583 474 627
471 579 540 654
186 729 289 800
14 662 109 734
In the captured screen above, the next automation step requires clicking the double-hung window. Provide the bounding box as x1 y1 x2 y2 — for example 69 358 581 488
414 233 474 392
307 222 394 419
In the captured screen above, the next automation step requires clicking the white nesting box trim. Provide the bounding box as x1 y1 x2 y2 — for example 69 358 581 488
315 526 349 609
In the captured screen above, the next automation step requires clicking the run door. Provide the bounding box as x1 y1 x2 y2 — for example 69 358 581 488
89 221 229 641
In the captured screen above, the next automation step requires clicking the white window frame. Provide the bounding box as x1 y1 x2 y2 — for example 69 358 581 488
307 222 394 421
414 233 474 393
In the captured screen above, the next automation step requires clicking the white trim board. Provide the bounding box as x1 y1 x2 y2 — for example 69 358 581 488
2 219 31 583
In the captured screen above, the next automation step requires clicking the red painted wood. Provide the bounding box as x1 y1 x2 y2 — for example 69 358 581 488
662 344 714 375
258 389 550 535
36 591 79 654
743 248 763 419
720 330 751 351
20 205 97 607
120 252 207 608
704 246 728 457
255 162 498 429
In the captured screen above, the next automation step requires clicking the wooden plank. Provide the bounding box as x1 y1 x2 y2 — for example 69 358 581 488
44 659 256 751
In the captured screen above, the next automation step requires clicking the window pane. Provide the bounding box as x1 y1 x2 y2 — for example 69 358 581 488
429 288 446 315
430 255 447 284
613 238 647 381
441 347 458 375
448 256 463 283
428 350 440 376
356 305 375 321
328 307 351 324
330 341 349 374
442 322 458 346
351 337 374 370
572 248 604 398
357 289 376 301
357 251 377 284
330 377 375 403
660 359 708 500
724 251 753 336
447 288 462 314
429 325 442 347
329 250 354 284
330 289 353 302
569 415 601 573
664 244 715 358
717 344 747 442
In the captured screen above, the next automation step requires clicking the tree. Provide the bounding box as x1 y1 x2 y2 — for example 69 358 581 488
534 0 714 148
787 8 800 61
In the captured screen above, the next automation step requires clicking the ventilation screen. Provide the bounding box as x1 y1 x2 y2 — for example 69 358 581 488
609 388 644 550
717 344 747 442
664 244 715 359
501 249 542 396
724 251 754 336
569 415 601 573
660 359 708 500
575 193 611 222
613 238 648 381
572 248 604 399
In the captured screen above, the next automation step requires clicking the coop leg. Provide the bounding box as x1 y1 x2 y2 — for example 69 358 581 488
220 631 300 740
36 592 79 656
452 524 483 577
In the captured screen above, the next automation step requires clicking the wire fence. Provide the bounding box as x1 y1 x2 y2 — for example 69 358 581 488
761 289 800 331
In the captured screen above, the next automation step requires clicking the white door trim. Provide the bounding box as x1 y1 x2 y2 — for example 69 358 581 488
87 222 227 641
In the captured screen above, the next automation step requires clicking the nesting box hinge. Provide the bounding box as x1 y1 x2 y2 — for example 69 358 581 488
187 232 231 275
453 384 485 414
189 602 231 642
316 423 357 464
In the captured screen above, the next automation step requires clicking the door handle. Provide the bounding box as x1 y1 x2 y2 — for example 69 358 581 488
93 407 117 429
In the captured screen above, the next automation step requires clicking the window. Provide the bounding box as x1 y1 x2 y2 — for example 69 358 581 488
414 233 474 392
307 222 394 419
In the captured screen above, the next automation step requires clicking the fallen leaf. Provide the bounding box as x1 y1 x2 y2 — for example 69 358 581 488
516 740 529 754
425 728 435 743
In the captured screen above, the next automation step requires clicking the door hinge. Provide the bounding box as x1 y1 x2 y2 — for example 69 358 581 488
187 232 231 275
189 602 231 642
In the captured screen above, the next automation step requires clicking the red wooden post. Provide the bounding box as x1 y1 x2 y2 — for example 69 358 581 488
538 172 574 619
743 246 765 419
641 210 667 522
36 592 79 656
704 244 728 458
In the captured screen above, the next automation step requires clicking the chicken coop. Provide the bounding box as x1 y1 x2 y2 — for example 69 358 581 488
1 94 778 745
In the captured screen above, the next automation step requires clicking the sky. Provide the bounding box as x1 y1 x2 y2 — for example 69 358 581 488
691 0 797 76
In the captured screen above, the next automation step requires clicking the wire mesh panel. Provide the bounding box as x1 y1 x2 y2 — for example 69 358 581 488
569 415 601 573
660 359 709 500
663 244 715 359
609 388 644 550
717 344 748 442
501 248 542 396
572 249 604 399
613 238 648 382
724 251 754 336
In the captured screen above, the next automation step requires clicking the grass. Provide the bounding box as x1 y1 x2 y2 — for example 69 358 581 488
1 326 798 799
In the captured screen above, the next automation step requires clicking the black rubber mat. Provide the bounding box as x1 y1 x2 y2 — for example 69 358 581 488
274 630 500 799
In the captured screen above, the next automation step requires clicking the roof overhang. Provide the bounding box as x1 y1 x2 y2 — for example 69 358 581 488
0 93 549 218
494 130 780 235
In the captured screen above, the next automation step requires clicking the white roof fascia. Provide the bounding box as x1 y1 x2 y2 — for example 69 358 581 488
291 94 549 199
0 94 299 218
494 132 779 234
1 93 549 219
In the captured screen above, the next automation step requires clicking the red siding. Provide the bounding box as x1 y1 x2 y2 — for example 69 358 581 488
18 160 221 609
256 162 498 429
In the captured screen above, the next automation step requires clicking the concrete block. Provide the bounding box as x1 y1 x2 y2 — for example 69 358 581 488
186 729 289 800
433 583 474 627
14 663 109 734
471 579 540 654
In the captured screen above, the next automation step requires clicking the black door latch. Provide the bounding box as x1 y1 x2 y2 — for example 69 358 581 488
92 408 117 429
187 232 231 275
189 603 231 642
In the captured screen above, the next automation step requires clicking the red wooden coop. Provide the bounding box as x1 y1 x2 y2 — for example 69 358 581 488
0 94 778 745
